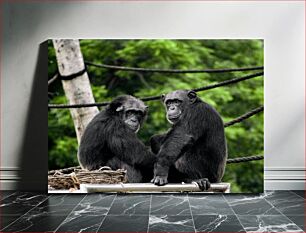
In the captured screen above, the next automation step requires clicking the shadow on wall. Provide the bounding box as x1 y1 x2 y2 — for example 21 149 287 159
17 41 48 191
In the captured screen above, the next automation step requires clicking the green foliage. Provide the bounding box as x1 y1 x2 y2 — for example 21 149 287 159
48 39 263 192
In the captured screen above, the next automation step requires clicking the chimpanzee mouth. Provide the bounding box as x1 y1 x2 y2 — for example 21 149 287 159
167 114 181 124
128 124 140 132
168 114 180 121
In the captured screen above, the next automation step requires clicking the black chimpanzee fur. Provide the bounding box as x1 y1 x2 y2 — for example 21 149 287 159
78 95 156 183
150 90 227 190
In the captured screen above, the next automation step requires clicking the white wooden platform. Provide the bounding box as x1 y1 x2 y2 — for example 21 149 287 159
48 183 230 193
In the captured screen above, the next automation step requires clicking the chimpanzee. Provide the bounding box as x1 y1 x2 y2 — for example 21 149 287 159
150 90 227 190
78 95 156 183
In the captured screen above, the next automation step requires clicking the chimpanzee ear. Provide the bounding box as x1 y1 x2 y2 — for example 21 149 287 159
187 90 197 100
107 97 125 113
143 106 149 119
143 106 149 115
161 94 166 102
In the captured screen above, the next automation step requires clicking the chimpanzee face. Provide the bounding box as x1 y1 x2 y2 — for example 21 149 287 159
162 90 197 124
122 108 145 132
116 96 148 133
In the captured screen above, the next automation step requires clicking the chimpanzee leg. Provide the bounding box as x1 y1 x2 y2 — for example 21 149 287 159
106 157 143 183
121 163 143 183
174 153 211 190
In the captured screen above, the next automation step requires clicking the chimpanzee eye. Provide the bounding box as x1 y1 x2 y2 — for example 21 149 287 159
126 110 134 117
165 100 181 108
136 111 144 118
126 110 144 119
173 99 182 105
165 101 171 108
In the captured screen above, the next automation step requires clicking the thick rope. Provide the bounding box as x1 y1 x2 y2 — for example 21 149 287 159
48 72 263 109
141 72 264 102
60 67 87 81
47 105 263 130
48 101 109 109
85 61 263 74
227 155 263 164
192 72 263 92
224 106 263 127
48 107 263 174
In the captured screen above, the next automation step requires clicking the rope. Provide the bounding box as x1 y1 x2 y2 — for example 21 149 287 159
192 72 263 92
48 72 263 109
60 67 87 80
85 61 263 74
224 106 263 127
47 107 263 171
227 155 263 164
48 101 109 109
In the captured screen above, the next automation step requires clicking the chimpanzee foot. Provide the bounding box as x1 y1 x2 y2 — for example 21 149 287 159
151 175 168 186
192 178 211 191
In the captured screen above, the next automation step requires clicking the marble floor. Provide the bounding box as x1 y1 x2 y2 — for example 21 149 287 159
0 190 304 232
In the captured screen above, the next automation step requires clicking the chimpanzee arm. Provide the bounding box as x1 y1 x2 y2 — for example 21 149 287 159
108 130 156 168
150 134 167 154
152 128 194 185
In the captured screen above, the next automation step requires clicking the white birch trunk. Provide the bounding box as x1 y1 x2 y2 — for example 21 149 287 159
53 39 99 144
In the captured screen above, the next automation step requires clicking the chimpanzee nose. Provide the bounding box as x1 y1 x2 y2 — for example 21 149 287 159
131 118 137 122
169 106 175 111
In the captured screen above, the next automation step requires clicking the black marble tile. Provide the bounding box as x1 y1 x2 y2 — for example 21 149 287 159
0 191 16 201
149 215 194 232
291 190 305 199
1 192 48 216
238 215 303 232
1 201 81 232
22 194 84 217
265 191 304 215
56 214 105 232
72 194 116 215
28 202 80 216
54 194 116 232
193 215 246 232
47 194 86 205
1 194 85 231
286 215 305 230
151 194 191 216
78 193 115 206
98 215 149 232
0 215 21 231
224 194 281 215
189 194 235 215
108 194 150 215
1 214 67 232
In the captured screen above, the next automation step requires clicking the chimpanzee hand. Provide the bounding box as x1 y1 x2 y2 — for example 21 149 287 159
151 175 168 186
193 178 211 191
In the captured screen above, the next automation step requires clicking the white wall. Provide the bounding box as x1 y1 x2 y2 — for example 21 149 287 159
0 1 304 190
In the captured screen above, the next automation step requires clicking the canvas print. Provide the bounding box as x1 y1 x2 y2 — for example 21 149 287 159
48 39 264 193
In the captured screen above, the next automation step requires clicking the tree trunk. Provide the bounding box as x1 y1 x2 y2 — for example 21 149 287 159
53 39 99 144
